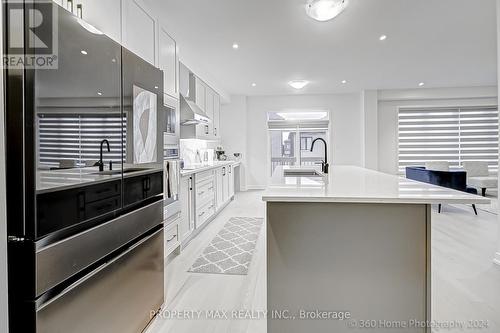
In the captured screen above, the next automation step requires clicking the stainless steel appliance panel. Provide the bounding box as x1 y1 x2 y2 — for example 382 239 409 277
35 200 163 296
36 228 164 333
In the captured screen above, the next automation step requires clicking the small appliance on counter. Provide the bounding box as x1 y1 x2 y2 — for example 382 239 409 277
215 146 227 161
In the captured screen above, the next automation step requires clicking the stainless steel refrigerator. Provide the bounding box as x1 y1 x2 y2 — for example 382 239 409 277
4 2 166 332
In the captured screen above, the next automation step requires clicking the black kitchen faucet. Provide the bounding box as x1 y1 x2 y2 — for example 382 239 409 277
310 137 329 174
94 139 111 172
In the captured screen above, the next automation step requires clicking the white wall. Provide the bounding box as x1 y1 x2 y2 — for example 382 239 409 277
240 93 363 188
0 1 9 329
362 90 378 170
377 86 498 175
220 95 248 190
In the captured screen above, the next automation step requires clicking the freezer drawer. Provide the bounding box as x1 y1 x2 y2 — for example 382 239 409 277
36 228 164 333
35 200 163 297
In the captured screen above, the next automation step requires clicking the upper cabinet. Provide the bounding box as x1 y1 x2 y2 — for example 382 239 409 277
122 0 157 66
195 77 206 113
76 0 122 43
213 94 220 139
158 27 178 98
52 0 122 44
190 76 222 141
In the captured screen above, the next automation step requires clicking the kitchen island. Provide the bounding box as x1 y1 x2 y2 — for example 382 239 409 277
262 166 489 333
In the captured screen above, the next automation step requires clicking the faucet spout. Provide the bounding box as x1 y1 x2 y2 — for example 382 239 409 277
310 137 328 174
94 139 111 172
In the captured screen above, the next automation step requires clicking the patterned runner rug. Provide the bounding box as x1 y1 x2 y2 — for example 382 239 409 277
188 217 264 275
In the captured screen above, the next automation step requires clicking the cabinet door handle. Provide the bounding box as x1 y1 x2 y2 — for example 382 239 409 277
198 190 205 195
198 211 205 217
166 235 177 242
67 0 74 13
76 4 82 18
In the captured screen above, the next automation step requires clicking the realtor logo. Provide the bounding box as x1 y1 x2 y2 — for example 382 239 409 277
4 0 58 69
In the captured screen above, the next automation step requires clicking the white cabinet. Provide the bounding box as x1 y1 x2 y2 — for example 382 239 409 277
216 165 234 206
195 77 205 112
205 88 215 139
179 175 195 242
228 164 235 198
215 168 224 210
158 26 178 98
76 0 122 43
52 0 122 43
194 170 216 229
164 214 181 257
213 94 221 139
122 0 156 65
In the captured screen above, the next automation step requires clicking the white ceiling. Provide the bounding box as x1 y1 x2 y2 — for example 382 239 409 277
146 0 497 96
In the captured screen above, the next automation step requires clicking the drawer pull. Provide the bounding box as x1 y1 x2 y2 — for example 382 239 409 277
198 190 205 195
198 211 205 217
166 235 177 242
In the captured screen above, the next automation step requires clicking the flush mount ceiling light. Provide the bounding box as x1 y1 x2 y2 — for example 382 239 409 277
80 50 88 55
418 82 425 87
288 80 309 89
277 111 328 121
251 83 257 87
379 34 387 41
232 43 239 49
306 0 349 22
341 79 347 84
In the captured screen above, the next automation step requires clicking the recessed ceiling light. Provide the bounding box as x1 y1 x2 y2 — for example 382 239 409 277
80 50 88 55
418 82 425 87
288 80 309 89
232 43 239 49
306 0 349 22
251 83 257 87
154 86 158 89
111 58 116 63
97 92 102 96
379 35 387 41
341 79 347 84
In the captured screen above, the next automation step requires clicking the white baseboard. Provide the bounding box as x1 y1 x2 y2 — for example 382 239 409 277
494 252 500 267
246 185 267 190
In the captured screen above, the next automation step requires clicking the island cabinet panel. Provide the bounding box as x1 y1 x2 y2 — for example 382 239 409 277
123 171 163 207
266 202 431 333
37 180 122 239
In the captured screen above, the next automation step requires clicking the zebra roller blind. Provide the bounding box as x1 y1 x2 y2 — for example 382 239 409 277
38 113 126 168
398 106 498 173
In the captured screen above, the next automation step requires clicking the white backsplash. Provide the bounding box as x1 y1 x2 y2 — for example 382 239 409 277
180 139 218 167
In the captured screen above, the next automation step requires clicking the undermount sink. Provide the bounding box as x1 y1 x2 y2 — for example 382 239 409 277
283 168 323 177
92 167 152 175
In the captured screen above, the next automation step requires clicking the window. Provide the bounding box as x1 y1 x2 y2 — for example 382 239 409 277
268 110 330 175
300 137 313 151
398 106 498 173
37 113 126 168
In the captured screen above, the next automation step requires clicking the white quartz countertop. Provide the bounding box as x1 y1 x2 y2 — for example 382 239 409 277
180 160 241 176
262 165 490 204
37 164 163 194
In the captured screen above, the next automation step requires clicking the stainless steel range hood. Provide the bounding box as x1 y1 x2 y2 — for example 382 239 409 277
180 94 210 125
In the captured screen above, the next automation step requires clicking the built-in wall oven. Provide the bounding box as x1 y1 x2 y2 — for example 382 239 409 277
163 94 181 221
